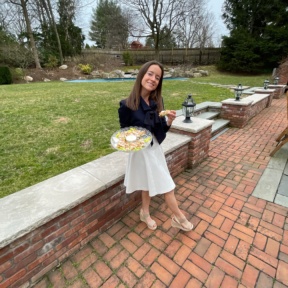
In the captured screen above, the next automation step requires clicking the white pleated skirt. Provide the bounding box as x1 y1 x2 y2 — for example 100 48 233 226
124 136 175 197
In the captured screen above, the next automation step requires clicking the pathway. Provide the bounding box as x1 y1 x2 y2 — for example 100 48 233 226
35 97 288 288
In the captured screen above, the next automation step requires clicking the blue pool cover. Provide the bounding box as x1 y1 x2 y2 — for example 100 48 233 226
66 77 188 83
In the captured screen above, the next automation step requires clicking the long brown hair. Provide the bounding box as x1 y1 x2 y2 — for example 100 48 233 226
125 60 164 112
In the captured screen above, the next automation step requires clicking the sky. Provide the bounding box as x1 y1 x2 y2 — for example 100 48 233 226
77 0 229 46
207 0 229 44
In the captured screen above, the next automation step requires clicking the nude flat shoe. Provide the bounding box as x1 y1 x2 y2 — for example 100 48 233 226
140 209 157 230
171 215 193 231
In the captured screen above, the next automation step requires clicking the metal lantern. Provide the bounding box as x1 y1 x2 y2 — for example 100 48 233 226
273 76 279 85
182 94 196 123
264 79 270 89
234 83 243 101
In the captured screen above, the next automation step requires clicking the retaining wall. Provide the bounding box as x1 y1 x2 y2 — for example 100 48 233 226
0 133 192 288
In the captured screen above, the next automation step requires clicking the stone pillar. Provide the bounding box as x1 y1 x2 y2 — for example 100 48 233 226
220 98 253 128
267 85 286 99
254 88 275 106
170 116 213 168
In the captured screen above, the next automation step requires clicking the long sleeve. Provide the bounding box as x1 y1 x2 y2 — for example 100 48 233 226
159 116 170 133
118 100 131 128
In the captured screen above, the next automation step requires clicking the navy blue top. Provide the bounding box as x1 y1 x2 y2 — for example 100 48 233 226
118 97 170 144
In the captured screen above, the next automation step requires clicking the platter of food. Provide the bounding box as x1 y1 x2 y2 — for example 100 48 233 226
110 126 152 152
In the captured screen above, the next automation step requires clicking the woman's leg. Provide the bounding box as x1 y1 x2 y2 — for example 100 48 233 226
141 190 151 214
164 190 193 230
140 190 157 230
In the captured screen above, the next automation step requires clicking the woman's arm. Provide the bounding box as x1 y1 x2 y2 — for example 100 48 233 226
118 100 131 128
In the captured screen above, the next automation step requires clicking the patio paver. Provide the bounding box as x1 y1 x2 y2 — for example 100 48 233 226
36 97 288 288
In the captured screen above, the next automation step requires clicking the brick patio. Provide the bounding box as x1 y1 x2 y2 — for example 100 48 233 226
35 97 288 288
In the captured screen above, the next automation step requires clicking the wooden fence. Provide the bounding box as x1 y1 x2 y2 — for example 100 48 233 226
82 48 221 65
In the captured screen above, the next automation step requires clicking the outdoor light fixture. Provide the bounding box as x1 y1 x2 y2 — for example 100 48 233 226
182 94 196 123
234 83 243 101
264 79 270 89
273 76 279 85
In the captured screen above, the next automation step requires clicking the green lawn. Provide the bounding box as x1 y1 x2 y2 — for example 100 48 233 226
0 67 271 198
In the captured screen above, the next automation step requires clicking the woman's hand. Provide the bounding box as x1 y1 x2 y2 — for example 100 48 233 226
166 110 176 126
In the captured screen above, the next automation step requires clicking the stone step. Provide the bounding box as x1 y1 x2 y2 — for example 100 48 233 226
196 111 220 120
193 111 230 138
211 119 230 137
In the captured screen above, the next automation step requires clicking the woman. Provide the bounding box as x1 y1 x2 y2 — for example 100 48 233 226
118 60 193 231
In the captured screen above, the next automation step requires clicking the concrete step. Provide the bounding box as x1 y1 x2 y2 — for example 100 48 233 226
196 111 220 120
194 111 230 138
211 119 230 137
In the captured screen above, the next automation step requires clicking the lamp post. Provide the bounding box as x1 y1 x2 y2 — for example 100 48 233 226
264 79 269 89
234 83 243 101
273 76 279 85
182 94 196 123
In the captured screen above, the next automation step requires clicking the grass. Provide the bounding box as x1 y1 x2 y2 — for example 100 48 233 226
0 66 271 198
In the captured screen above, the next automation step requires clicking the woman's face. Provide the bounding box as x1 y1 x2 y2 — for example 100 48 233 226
141 64 162 96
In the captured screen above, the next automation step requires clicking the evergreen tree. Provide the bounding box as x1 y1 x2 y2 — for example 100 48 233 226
219 0 288 73
57 0 85 57
89 0 129 49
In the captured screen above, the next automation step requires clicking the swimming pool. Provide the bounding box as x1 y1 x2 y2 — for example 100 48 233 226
66 77 188 83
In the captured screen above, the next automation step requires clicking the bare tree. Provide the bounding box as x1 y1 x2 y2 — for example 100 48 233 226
7 0 42 68
0 2 10 29
0 1 24 36
174 0 215 49
119 0 188 58
194 12 215 49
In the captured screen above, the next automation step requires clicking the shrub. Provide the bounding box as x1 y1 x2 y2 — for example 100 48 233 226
122 51 134 66
78 63 92 74
44 55 59 68
0 66 12 85
11 67 24 82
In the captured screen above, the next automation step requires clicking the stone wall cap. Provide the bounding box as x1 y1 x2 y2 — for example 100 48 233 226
268 84 286 88
172 116 214 133
0 167 105 248
162 132 191 153
222 93 270 106
248 93 270 104
254 88 275 92
221 98 253 106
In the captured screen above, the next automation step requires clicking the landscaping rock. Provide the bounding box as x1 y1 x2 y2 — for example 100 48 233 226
199 70 209 76
24 76 33 82
16 64 210 84
59 65 68 70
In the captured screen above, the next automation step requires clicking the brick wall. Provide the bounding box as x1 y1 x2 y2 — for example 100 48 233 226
0 143 190 288
220 97 270 128
278 58 288 85
271 86 286 99
169 126 212 168
166 144 189 178
250 98 270 117
220 104 250 128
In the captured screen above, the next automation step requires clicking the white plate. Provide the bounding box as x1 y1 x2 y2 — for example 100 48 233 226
110 126 152 152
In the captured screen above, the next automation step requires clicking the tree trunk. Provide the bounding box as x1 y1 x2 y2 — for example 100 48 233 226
46 0 64 65
20 0 42 69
